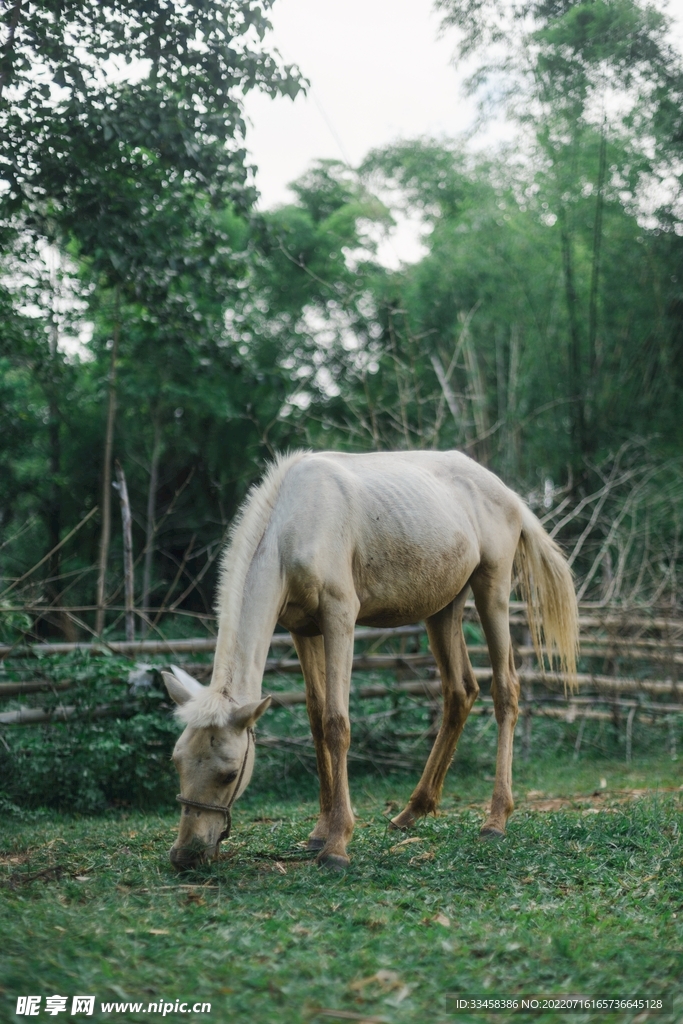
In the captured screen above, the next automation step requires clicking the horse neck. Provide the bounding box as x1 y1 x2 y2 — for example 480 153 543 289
209 537 283 703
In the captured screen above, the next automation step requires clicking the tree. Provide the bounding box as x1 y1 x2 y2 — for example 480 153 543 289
436 0 683 473
0 0 304 634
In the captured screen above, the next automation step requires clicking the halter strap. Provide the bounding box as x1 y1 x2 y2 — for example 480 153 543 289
175 727 254 842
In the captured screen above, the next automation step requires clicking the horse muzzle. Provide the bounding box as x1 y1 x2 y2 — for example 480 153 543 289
169 839 218 871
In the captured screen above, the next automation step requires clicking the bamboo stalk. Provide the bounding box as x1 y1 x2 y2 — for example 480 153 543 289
141 420 161 637
0 702 136 726
0 681 73 698
0 626 424 659
4 632 683 661
0 637 219 659
4 684 683 727
95 289 121 636
114 461 135 643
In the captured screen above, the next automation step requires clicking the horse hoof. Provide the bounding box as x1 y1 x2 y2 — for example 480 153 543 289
307 837 326 851
389 810 415 831
479 826 505 840
318 853 349 871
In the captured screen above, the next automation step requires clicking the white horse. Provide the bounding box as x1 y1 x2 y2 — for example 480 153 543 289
163 450 578 870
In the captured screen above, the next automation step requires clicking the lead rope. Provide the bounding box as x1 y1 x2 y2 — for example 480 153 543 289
175 727 254 842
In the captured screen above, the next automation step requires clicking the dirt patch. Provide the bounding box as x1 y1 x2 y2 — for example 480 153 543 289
524 786 682 812
0 853 29 867
460 786 683 815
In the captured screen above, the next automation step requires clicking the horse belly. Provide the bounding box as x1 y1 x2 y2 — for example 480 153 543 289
354 534 478 626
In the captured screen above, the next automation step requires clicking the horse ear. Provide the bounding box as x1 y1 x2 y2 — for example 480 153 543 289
162 666 204 706
231 695 272 731
170 664 204 693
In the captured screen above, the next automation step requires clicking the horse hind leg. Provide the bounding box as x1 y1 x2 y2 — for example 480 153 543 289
470 566 520 838
291 633 332 851
391 591 479 830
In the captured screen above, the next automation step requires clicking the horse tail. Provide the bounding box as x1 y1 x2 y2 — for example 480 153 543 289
515 504 579 691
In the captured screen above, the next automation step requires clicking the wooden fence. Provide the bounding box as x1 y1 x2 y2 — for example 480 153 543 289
1 603 682 761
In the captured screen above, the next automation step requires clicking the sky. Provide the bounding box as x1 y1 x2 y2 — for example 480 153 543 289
243 0 479 211
242 0 683 261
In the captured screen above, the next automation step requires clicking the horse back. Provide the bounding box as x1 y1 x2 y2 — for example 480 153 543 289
273 451 522 628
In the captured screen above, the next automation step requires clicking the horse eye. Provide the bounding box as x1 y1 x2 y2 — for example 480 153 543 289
222 770 238 785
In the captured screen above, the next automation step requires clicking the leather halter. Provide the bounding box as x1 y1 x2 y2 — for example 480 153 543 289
175 727 254 843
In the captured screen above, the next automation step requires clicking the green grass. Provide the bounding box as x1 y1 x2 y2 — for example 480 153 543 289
1 755 682 1024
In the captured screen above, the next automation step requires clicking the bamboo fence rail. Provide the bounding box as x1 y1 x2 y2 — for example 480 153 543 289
1 608 682 765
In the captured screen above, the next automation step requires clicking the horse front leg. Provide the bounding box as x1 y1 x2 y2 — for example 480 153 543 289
291 633 332 851
317 594 358 870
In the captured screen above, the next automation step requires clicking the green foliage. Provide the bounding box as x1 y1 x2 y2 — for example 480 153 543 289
0 1 304 626
0 712 177 814
1 0 304 215
0 653 178 812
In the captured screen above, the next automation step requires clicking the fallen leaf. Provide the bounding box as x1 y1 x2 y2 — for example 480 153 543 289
184 893 205 906
410 852 434 865
148 929 168 935
386 984 411 1006
433 912 451 928
350 969 402 993
532 799 568 812
316 1011 390 1023
389 837 422 853
291 923 311 936
74 876 91 882
273 861 287 875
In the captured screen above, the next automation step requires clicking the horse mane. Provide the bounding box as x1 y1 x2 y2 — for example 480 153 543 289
175 687 234 729
208 449 308 695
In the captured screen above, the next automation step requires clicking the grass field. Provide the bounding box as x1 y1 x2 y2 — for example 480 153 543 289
2 752 682 1024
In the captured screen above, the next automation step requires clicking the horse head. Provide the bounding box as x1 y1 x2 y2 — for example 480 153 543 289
162 666 271 870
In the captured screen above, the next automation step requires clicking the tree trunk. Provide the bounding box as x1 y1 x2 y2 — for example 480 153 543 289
44 248 77 641
114 460 135 643
559 205 585 471
588 128 607 384
506 323 520 477
95 288 120 636
141 420 162 636
46 297 61 612
0 0 23 98
462 328 489 465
